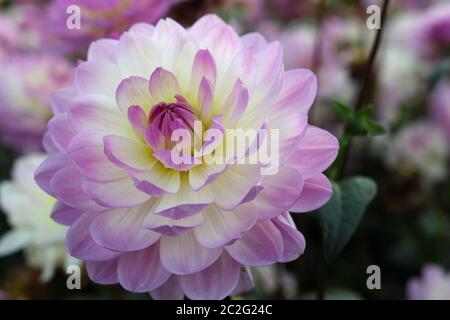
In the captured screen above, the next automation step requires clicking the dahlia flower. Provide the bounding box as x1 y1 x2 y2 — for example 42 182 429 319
407 264 450 300
0 154 77 282
47 0 180 55
0 54 72 153
36 14 338 299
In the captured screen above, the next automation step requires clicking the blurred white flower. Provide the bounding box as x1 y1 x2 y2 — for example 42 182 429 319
252 266 298 298
0 153 78 282
377 46 425 124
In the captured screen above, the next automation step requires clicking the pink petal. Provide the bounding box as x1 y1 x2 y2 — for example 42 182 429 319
87 39 118 64
198 77 214 122
34 153 70 195
51 201 83 226
143 212 204 236
222 79 249 127
49 166 104 212
194 203 257 248
272 214 305 262
191 49 217 94
149 67 180 103
116 76 153 114
117 244 171 292
68 95 130 136
86 259 119 285
226 220 283 266
47 113 75 153
178 253 240 300
150 276 184 300
68 131 125 183
290 173 333 213
288 126 339 179
89 205 160 252
159 231 222 275
66 212 121 261
127 105 148 139
274 69 318 114
82 177 149 208
144 124 165 151
254 166 304 220
74 61 122 97
103 135 154 173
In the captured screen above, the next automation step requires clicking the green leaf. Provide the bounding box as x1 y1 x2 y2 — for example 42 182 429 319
317 176 377 262
330 100 354 121
330 101 386 136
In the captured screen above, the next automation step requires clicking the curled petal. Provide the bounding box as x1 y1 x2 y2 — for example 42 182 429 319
226 220 283 266
116 76 153 114
149 67 180 103
288 126 339 179
272 214 305 262
51 201 83 226
290 174 332 213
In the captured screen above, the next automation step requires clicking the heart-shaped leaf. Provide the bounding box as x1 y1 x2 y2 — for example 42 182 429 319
317 176 377 262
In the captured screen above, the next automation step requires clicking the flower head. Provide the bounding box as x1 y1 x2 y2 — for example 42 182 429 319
47 0 180 55
387 121 449 183
0 153 76 282
407 264 450 300
0 54 72 153
36 15 338 299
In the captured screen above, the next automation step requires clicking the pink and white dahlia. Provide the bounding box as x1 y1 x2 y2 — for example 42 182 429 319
0 54 72 153
47 0 180 55
35 15 338 299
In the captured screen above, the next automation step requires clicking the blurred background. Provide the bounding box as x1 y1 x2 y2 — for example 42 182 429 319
1 0 450 300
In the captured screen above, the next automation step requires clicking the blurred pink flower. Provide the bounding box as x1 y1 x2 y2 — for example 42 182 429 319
407 264 450 300
432 78 450 138
46 0 180 55
0 54 72 153
421 2 450 58
0 4 45 55
387 121 449 183
35 15 338 300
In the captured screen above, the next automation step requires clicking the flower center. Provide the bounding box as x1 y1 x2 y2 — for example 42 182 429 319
149 95 197 141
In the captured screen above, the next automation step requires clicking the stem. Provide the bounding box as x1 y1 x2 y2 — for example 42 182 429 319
354 0 390 111
337 0 390 179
